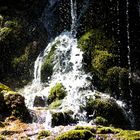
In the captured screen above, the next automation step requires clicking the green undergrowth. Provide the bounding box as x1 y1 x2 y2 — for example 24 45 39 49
56 125 140 140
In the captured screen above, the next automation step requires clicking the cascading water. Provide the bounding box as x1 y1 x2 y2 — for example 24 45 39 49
21 0 130 132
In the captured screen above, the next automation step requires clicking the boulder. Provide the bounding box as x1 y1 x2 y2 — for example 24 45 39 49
33 96 46 107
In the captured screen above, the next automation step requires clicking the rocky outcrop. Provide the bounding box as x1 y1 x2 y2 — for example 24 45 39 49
0 83 31 122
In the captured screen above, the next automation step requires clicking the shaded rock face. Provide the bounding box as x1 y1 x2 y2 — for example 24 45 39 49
33 96 46 107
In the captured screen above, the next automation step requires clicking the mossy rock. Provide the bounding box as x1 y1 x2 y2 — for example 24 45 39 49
37 130 51 140
106 66 129 99
93 116 108 126
47 83 67 105
49 100 62 109
83 98 130 129
4 92 31 122
56 130 94 140
75 126 96 134
96 126 120 134
96 126 140 140
51 110 76 127
41 43 57 82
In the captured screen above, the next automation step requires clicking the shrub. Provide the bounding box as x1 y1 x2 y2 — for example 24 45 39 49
47 83 66 105
56 130 94 140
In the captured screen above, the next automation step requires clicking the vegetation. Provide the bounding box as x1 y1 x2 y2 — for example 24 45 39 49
51 110 75 127
47 83 67 105
74 125 140 140
0 83 31 122
37 130 51 140
49 99 62 109
56 130 94 140
83 98 130 129
41 44 57 82
93 116 108 126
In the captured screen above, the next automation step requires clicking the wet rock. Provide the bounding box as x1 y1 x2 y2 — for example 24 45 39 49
4 92 32 122
33 96 46 107
51 110 76 127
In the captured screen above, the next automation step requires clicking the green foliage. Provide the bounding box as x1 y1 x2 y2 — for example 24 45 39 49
37 130 51 140
47 83 66 105
56 130 94 140
0 27 12 41
83 98 130 129
12 46 29 68
94 116 108 126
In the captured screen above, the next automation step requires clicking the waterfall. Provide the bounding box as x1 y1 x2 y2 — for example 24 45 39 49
21 0 130 130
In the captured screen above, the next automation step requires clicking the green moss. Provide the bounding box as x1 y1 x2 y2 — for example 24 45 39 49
47 83 66 105
49 100 62 109
92 50 114 75
56 130 94 140
106 66 129 98
0 83 11 92
78 29 118 92
75 126 96 133
116 130 140 140
96 126 140 140
94 116 108 126
96 126 120 134
41 43 58 82
4 92 31 122
83 98 130 129
37 130 51 140
51 110 75 127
